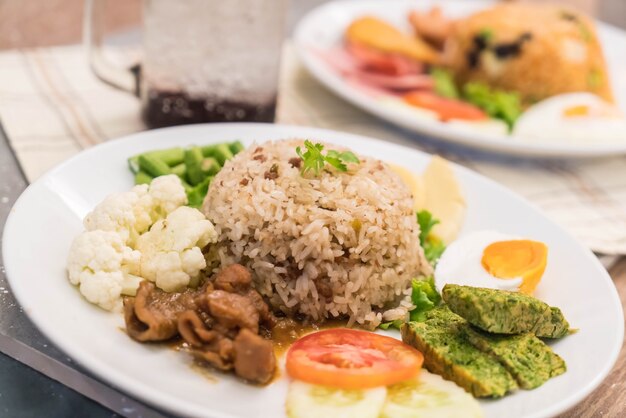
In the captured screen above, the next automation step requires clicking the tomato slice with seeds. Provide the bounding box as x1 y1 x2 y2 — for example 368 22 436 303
286 329 424 389
403 91 488 121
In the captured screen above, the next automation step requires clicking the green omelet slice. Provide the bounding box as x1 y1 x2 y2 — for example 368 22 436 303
461 326 567 389
401 307 518 398
442 284 570 338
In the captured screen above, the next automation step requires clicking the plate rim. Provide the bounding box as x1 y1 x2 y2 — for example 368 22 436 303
3 122 624 418
292 0 626 158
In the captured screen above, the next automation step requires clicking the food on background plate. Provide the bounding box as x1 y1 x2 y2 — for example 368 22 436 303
434 230 548 294
442 284 570 338
446 3 613 104
513 92 626 142
408 6 452 50
345 16 440 72
325 3 625 142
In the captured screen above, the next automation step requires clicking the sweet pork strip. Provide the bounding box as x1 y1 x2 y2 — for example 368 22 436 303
233 328 276 384
123 281 202 342
178 310 235 371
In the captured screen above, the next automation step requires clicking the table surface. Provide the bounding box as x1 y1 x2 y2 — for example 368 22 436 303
0 0 625 417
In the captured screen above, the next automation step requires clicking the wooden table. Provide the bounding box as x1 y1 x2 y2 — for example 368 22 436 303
0 0 624 416
561 257 626 417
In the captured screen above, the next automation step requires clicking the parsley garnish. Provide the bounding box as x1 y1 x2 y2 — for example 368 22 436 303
295 140 360 176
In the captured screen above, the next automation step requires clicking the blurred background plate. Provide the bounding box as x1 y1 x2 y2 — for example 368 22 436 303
294 0 626 158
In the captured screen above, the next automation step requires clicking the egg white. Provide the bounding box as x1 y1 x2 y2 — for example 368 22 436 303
513 93 626 143
434 230 523 293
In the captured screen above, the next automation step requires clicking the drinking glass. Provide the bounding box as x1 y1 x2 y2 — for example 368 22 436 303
85 0 289 128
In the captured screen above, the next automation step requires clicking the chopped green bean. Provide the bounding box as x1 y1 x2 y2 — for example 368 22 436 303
128 156 141 174
185 147 205 185
201 157 220 176
201 144 217 157
134 171 153 185
229 141 245 155
145 147 184 166
171 163 186 179
187 176 213 208
213 143 234 165
139 154 172 177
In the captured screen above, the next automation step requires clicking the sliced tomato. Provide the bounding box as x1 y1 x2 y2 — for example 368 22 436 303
286 328 424 389
403 91 487 121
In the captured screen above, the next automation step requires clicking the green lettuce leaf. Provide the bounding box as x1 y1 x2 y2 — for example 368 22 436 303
379 277 441 329
462 82 522 129
431 68 459 99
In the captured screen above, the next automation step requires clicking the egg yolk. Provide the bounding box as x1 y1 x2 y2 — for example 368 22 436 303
481 240 548 294
563 105 590 118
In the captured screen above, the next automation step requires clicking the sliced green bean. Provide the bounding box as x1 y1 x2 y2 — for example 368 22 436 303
128 156 141 174
134 171 153 185
139 154 172 177
229 141 245 155
187 176 213 208
213 143 234 165
201 157 220 176
145 147 184 166
185 146 205 186
201 144 217 157
171 163 186 179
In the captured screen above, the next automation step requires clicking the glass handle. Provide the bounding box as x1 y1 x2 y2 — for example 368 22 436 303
84 0 138 94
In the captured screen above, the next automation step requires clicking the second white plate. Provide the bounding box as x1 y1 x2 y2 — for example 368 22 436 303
294 0 626 158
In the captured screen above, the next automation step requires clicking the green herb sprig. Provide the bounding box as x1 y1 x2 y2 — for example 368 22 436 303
295 140 360 176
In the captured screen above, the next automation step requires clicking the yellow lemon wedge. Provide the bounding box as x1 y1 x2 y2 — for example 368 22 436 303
421 157 466 244
388 163 426 209
389 157 466 244
481 240 548 295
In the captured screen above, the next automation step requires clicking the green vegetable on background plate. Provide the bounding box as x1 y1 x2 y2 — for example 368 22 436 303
431 68 459 99
462 82 522 129
128 140 245 208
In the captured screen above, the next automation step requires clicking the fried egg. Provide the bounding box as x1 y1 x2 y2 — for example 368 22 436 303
435 230 548 295
513 93 626 143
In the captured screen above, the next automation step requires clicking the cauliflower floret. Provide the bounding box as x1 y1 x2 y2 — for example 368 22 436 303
83 175 187 245
136 206 217 292
67 230 142 311
149 174 188 218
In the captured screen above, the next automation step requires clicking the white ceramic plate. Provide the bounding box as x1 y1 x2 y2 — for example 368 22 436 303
294 0 626 158
3 123 623 418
